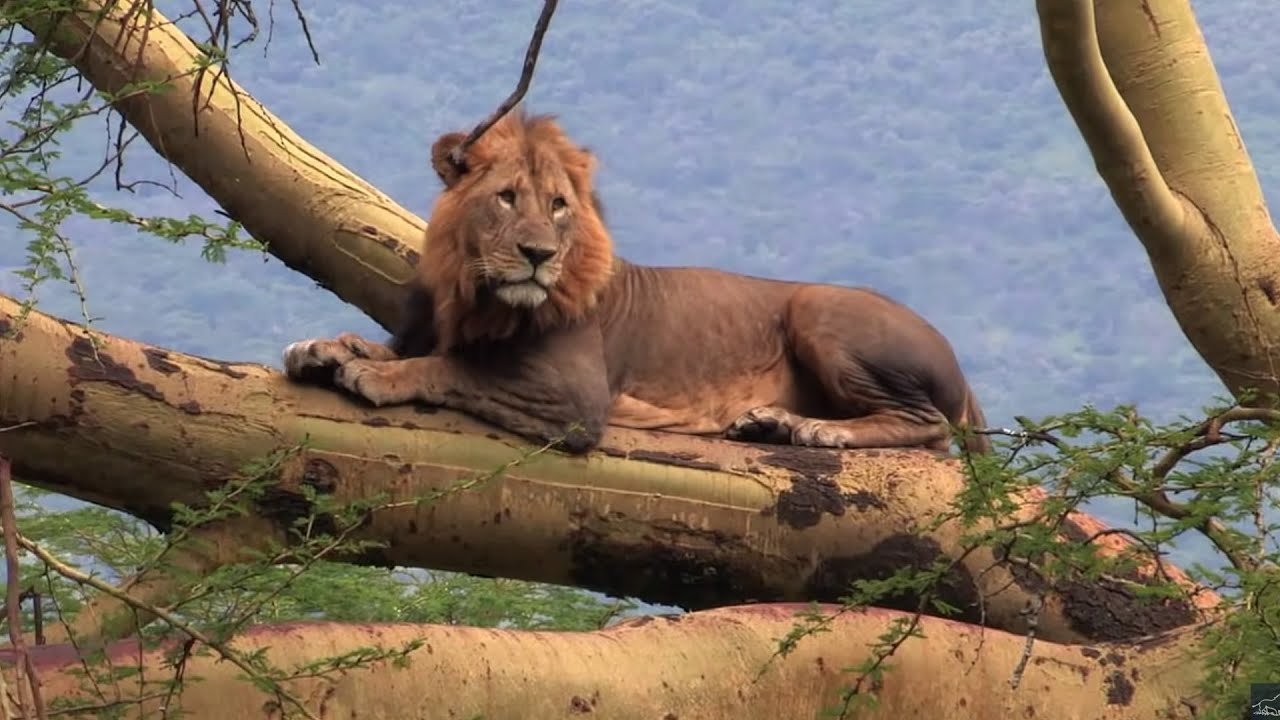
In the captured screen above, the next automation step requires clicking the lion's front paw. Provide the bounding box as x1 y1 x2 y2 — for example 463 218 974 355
726 405 797 445
333 359 412 407
790 419 856 448
282 333 387 383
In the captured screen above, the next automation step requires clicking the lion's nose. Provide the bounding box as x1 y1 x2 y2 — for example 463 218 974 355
517 244 557 266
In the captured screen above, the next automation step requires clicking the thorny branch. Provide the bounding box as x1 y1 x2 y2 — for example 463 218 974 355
0 0 294 333
448 0 560 172
976 405 1280 573
15 532 321 720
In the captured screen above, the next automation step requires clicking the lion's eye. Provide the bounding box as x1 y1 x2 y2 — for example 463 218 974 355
497 189 517 207
550 196 567 212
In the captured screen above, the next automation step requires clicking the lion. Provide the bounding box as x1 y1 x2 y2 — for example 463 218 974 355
282 108 991 456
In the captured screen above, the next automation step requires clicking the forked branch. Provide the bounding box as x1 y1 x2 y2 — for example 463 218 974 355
1036 0 1187 247
447 0 560 172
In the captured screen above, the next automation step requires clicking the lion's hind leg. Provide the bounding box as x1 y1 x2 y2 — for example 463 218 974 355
726 406 951 451
282 332 400 384
724 284 961 452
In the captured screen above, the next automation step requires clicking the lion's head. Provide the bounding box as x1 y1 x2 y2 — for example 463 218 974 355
420 108 615 350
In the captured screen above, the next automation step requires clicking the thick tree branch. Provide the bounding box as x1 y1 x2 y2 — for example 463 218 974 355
0 295 1219 645
12 0 425 331
1036 0 1186 246
0 605 1213 719
1040 0 1280 402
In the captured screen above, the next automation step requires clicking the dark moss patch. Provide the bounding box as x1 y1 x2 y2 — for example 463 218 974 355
845 490 887 511
757 446 843 477
66 337 164 401
1104 670 1134 705
566 526 780 610
0 315 21 341
1057 576 1198 641
142 348 181 375
255 457 342 536
764 475 848 529
996 527 1200 641
568 694 597 714
805 534 983 624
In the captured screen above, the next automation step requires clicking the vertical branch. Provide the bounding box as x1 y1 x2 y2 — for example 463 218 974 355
448 0 560 171
1035 0 1186 246
0 458 46 720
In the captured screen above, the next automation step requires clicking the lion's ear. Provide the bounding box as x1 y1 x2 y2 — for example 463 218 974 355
430 132 470 188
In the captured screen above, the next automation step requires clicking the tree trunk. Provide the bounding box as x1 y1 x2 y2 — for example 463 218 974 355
0 293 1218 644
1039 0 1280 403
0 604 1210 720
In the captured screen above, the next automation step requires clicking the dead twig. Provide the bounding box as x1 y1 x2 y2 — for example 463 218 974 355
0 456 47 720
448 0 560 172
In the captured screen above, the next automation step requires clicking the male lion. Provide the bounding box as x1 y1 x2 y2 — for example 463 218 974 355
282 109 990 456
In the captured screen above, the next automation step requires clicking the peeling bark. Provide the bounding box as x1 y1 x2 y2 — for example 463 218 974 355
1039 0 1280 402
0 604 1212 720
0 295 1219 644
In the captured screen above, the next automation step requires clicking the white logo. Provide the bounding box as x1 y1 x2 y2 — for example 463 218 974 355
1254 690 1280 717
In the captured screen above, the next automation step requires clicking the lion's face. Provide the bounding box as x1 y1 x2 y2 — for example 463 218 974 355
420 110 616 348
447 151 579 310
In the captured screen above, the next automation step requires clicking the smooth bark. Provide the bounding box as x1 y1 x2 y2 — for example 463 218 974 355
1039 0 1280 402
12 0 424 331
0 604 1211 720
0 294 1218 645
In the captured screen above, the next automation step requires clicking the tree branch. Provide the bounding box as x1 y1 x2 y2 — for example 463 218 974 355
1040 0 1280 404
0 294 1219 644
11 0 425 332
51 516 282 645
1036 0 1186 247
0 457 45 720
0 605 1214 719
449 0 560 172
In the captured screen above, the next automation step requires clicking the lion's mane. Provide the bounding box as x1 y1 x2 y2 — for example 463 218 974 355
419 110 616 351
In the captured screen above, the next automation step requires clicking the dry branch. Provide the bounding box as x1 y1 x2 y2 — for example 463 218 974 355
0 457 45 720
0 604 1213 719
0 294 1219 645
448 0 561 172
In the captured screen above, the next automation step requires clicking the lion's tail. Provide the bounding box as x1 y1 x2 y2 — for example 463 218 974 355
958 385 992 455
